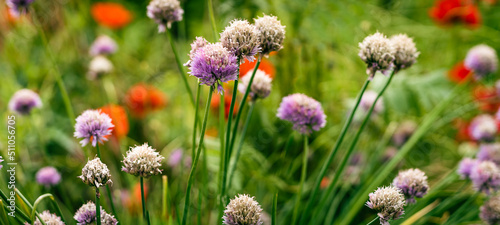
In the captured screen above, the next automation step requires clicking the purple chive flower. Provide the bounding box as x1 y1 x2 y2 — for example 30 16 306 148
8 89 42 115
74 110 114 147
358 32 395 78
480 195 500 225
6 0 34 17
366 186 406 225
457 157 478 179
89 35 118 56
188 43 239 94
220 19 261 62
36 166 61 187
184 37 209 68
167 149 191 169
469 114 497 142
74 201 118 225
276 93 327 135
223 194 263 225
147 0 184 33
470 160 500 194
392 168 429 204
477 143 500 166
464 44 498 79
360 90 384 115
393 121 417 147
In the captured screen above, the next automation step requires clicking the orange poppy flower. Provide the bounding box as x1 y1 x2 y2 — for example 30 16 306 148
91 2 132 29
240 58 276 79
210 91 238 119
99 104 129 140
453 119 472 142
448 61 472 83
125 83 167 118
429 0 481 28
320 177 330 189
472 85 500 113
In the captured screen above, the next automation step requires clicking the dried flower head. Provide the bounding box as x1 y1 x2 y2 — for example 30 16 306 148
465 44 498 79
392 168 429 204
88 56 113 80
238 69 272 101
478 143 500 166
469 114 497 142
480 195 500 225
147 0 184 32
390 34 419 70
254 14 286 57
122 143 164 178
366 186 406 225
360 90 384 115
223 194 263 225
470 160 500 194
8 89 42 115
74 201 118 225
277 93 327 135
188 43 239 94
78 157 113 188
6 0 34 16
26 211 64 225
185 37 209 68
358 32 395 78
220 19 260 62
74 110 114 147
457 157 478 179
36 166 61 187
89 35 118 56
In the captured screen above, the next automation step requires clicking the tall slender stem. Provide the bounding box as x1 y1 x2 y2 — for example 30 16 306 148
96 188 101 225
193 85 202 157
227 102 256 189
366 216 379 225
166 29 195 106
299 79 371 224
182 86 214 225
95 144 118 218
207 0 218 41
140 177 147 221
272 193 278 225
292 135 309 225
95 143 101 158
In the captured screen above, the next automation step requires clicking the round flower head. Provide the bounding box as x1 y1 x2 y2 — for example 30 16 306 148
74 109 114 147
392 121 417 147
220 19 260 62
464 44 498 79
480 195 500 225
360 90 384 115
470 160 500 194
8 89 42 115
147 0 184 32
238 69 272 101
390 34 419 70
6 0 34 16
74 201 118 225
184 37 209 68
188 43 239 94
457 157 478 179
366 186 406 225
0 156 3 170
392 168 429 204
358 32 395 78
88 56 113 80
277 93 327 135
89 35 118 56
254 14 286 57
36 166 61 187
468 114 497 142
122 143 165 178
26 210 64 225
223 194 263 225
477 143 500 165
78 157 113 188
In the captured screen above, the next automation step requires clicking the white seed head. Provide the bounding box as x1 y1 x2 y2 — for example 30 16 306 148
358 32 395 77
392 168 429 203
122 143 165 178
366 186 406 225
223 194 263 225
238 69 272 101
78 157 113 188
254 14 286 57
481 195 500 225
220 19 261 62
390 34 419 70
88 56 113 80
32 211 64 225
465 44 498 78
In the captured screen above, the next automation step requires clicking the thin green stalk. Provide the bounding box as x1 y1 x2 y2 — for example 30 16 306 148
292 135 309 225
207 0 218 41
49 196 65 222
272 193 278 225
140 177 147 221
181 86 214 225
340 82 469 225
321 71 395 216
0 200 8 225
31 194 61 225
0 189 30 222
443 192 479 225
15 189 47 225
193 85 202 158
162 175 169 219
96 144 118 218
166 29 195 106
217 94 226 225
366 216 379 225
96 188 101 225
227 102 256 189
299 79 370 224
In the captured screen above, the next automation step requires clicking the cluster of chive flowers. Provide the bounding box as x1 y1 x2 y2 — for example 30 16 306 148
87 35 117 80
74 201 118 225
277 93 327 135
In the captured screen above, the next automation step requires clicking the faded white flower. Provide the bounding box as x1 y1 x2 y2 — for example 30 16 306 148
254 14 286 57
358 32 395 78
223 194 263 225
366 186 406 225
122 143 165 178
78 157 113 188
390 34 419 70
238 69 272 101
220 19 261 62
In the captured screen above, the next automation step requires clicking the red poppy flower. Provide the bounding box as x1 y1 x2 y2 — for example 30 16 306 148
320 177 330 189
125 83 167 118
454 119 472 142
448 61 472 83
91 2 132 29
429 0 481 28
472 85 500 113
99 104 129 140
240 58 276 79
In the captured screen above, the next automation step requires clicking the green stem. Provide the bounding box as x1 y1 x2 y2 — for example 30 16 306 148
272 193 278 225
193 85 202 158
181 86 214 225
217 93 226 225
339 82 469 225
96 188 101 225
140 177 149 224
366 216 379 225
443 192 479 225
95 144 117 219
166 29 195 106
95 143 101 158
292 135 309 224
31 194 57 225
299 79 371 224
162 175 169 219
207 0 218 41
227 102 256 189
15 189 47 225
0 200 9 225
